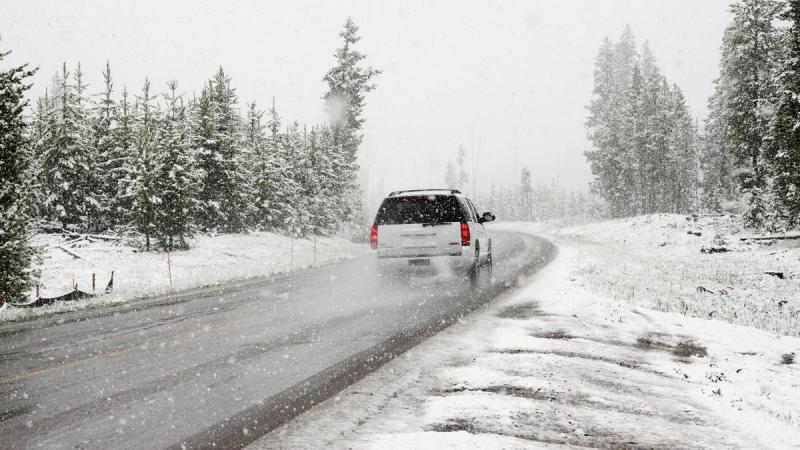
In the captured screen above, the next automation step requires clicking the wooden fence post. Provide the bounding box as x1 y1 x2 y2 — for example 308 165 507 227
166 251 173 289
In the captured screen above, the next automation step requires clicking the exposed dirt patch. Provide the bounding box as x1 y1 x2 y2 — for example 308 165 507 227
635 334 707 359
427 418 478 434
496 301 544 319
673 341 707 358
636 336 674 351
496 348 640 368
492 348 673 378
432 383 706 445
531 329 573 340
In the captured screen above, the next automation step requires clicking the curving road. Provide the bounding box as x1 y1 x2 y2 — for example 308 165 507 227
0 231 555 449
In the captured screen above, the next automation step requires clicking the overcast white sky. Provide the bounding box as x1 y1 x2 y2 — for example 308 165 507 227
3 0 731 206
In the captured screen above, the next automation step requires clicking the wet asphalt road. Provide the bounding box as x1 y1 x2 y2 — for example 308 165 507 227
0 231 555 449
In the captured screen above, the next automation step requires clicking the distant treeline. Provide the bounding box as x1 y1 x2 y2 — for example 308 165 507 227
480 167 603 222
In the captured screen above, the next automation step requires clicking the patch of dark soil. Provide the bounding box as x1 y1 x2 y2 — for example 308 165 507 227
635 336 673 351
496 348 639 368
532 329 573 340
435 382 705 432
673 341 707 358
496 301 544 319
428 418 478 434
493 349 672 378
635 334 707 360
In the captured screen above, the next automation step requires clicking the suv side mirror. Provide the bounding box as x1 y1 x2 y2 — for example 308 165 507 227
479 212 495 223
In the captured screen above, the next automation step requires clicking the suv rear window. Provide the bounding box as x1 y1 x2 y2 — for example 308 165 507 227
375 195 465 225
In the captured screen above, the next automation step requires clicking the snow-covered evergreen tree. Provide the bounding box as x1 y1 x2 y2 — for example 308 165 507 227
27 90 53 221
444 160 457 189
322 17 380 225
107 87 135 228
700 88 737 212
41 63 94 230
586 27 699 218
91 61 117 231
72 64 103 232
765 0 800 228
153 81 201 250
519 167 533 221
716 0 783 226
126 79 159 250
665 86 699 213
456 146 469 191
0 45 38 300
194 68 251 233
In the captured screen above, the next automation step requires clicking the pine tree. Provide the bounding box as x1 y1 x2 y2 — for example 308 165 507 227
586 27 699 218
28 90 53 221
700 88 737 212
126 79 159 250
41 63 93 230
261 101 300 232
585 29 640 217
519 167 533 221
244 102 268 228
322 17 380 225
92 61 117 230
717 0 783 226
153 81 201 250
444 160 457 189
194 68 251 233
665 86 698 213
456 146 469 191
73 64 103 232
108 87 135 227
765 0 800 228
0 45 38 300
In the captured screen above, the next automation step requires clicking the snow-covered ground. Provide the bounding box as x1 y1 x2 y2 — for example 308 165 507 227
551 214 800 337
0 232 367 322
253 220 800 449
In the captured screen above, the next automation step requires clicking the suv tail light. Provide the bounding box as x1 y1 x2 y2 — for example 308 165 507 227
460 221 470 246
370 224 378 249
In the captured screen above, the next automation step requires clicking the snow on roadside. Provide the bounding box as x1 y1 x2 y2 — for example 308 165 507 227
540 214 800 337
252 223 800 449
0 232 368 322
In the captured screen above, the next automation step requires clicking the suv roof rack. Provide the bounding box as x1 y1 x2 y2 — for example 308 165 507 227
389 188 461 196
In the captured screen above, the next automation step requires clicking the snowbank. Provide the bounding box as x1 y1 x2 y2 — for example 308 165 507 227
1 232 368 322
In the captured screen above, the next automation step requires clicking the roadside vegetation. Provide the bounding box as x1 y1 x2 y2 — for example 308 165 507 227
0 18 378 303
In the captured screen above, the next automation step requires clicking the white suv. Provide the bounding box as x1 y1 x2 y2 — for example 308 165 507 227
370 189 495 279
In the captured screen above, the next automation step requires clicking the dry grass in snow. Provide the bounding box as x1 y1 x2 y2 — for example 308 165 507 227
547 214 800 337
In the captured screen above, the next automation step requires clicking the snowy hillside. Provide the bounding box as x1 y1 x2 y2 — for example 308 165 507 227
0 232 367 321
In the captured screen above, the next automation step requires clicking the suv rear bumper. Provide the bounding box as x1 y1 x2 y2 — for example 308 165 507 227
376 244 471 260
